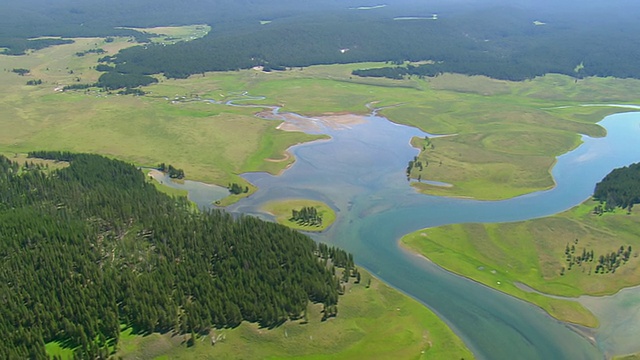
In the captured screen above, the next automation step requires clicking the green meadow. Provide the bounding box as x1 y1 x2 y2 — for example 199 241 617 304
616 353 640 360
3 36 640 202
150 64 640 200
116 24 211 44
401 200 640 327
114 269 473 360
0 36 322 202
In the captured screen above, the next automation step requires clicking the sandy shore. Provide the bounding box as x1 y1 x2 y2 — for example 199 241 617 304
257 110 366 133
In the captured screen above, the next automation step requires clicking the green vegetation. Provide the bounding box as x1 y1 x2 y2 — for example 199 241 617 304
75 48 106 57
158 162 185 179
0 37 323 203
26 79 43 86
616 353 640 360
8 0 640 81
228 182 248 195
116 24 211 45
262 199 336 232
401 197 640 327
145 174 189 199
0 152 353 359
2 152 69 174
2 36 639 202
291 206 324 227
97 71 158 90
114 268 474 360
99 3 640 81
12 68 30 75
593 162 640 212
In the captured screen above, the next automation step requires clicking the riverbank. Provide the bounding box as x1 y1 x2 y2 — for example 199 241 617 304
112 268 474 359
400 199 640 330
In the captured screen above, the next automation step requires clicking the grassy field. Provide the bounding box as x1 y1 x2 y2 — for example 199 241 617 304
616 353 640 360
45 341 75 360
3 36 640 201
113 269 473 360
2 152 69 173
0 34 323 203
401 200 640 327
261 199 337 232
116 24 211 44
6 33 640 357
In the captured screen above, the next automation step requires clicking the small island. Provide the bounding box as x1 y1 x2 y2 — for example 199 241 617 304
262 199 336 232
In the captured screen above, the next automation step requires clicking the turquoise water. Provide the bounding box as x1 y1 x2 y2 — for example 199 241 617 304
208 110 640 359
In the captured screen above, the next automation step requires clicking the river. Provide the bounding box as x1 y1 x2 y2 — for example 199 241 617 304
170 98 640 359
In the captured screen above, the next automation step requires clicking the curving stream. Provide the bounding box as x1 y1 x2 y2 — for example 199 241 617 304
172 94 640 359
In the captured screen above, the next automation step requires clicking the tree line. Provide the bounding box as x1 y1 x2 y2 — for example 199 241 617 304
99 7 640 82
561 240 633 276
593 162 640 213
0 152 352 359
228 182 248 195
291 206 323 227
158 162 184 179
6 1 640 81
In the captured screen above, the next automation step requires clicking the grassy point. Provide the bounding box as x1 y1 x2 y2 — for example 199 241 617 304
261 199 337 232
401 199 640 327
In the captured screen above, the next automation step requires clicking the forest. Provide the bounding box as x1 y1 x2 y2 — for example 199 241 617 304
291 206 323 227
0 152 353 359
4 1 640 87
593 162 640 212
101 9 640 82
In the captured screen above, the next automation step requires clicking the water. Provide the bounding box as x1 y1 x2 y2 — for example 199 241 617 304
150 170 228 209
579 286 640 356
174 108 640 358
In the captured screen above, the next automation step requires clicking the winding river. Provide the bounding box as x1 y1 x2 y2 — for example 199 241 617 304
172 96 640 359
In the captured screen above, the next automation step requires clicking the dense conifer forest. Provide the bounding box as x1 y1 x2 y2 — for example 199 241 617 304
0 152 352 359
594 162 640 212
101 8 640 82
4 1 640 86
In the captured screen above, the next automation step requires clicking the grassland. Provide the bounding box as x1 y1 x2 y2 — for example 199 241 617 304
2 152 69 173
164 65 640 200
401 200 640 327
0 34 322 204
5 33 640 357
113 269 473 360
261 199 337 232
616 353 640 360
116 24 211 44
45 341 75 360
3 36 640 201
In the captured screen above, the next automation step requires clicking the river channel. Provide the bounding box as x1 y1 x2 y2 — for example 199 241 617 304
170 97 640 359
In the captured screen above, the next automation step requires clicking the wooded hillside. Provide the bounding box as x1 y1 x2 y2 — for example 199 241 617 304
594 162 640 212
0 152 351 359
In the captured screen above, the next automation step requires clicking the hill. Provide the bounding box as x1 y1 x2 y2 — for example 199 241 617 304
0 152 351 359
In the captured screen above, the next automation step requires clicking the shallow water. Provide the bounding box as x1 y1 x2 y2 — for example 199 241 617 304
579 286 640 356
151 171 228 209
179 107 640 358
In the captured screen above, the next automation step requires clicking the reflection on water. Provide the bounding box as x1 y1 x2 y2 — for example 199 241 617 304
171 104 640 359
